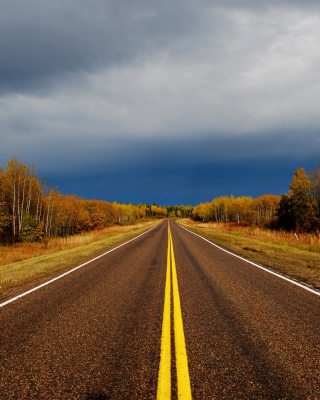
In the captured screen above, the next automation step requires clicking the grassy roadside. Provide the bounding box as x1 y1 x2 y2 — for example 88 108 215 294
0 220 161 300
177 219 320 291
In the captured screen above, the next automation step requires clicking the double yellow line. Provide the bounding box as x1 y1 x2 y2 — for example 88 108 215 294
157 223 192 399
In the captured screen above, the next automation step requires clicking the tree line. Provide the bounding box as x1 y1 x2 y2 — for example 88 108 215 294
277 166 320 232
192 163 320 234
0 158 167 244
192 194 280 226
2 158 319 244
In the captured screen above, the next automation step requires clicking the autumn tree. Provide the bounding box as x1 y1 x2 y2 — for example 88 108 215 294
251 194 280 225
290 168 316 231
211 196 233 222
3 158 44 241
192 202 212 222
150 204 167 217
0 170 11 241
309 164 320 231
277 168 316 232
276 194 295 231
1 157 197 244
228 196 253 224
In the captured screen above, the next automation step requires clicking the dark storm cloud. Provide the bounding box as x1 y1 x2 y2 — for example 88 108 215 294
1 0 319 90
39 130 319 204
0 0 205 93
48 154 309 205
0 1 127 91
3 0 315 92
1 0 320 204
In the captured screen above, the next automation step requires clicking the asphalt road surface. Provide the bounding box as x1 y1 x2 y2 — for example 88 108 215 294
1 220 320 399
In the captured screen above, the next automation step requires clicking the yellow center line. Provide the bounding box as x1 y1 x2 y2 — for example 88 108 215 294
157 227 172 399
170 226 192 399
157 222 192 400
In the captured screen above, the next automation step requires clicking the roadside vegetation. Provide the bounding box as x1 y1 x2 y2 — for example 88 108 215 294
1 156 320 297
192 165 320 234
184 163 320 291
0 220 160 299
0 158 167 245
178 219 320 290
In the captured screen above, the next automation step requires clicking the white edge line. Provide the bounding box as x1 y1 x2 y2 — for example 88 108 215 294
0 226 157 308
179 224 320 297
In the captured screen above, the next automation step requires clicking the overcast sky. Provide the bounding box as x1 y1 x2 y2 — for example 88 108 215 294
1 0 320 205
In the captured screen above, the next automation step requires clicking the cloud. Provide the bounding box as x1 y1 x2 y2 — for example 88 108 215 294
0 0 207 93
45 135 316 205
1 1 320 204
1 1 317 92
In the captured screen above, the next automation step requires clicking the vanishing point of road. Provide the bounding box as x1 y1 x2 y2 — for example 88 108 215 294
1 220 319 399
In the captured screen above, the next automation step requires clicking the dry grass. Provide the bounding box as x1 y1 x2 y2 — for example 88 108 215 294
178 219 320 290
208 224 320 252
194 221 320 252
0 222 157 266
0 220 160 299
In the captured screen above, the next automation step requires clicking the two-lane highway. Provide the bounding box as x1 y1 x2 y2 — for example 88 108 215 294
170 222 320 399
1 220 320 399
0 223 167 399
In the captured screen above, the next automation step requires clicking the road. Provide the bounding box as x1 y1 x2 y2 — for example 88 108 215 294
1 220 320 399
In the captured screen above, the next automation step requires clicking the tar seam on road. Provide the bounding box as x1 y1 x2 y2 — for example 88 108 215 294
180 225 320 297
157 222 192 400
0 226 157 309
